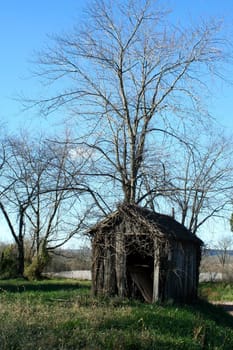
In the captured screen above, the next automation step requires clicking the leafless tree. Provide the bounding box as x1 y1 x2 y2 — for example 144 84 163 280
215 235 233 270
155 134 233 234
211 235 233 281
28 0 230 213
27 137 95 278
0 136 34 276
0 134 90 277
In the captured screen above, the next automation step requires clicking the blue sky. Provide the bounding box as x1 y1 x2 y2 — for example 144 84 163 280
0 0 86 132
0 0 233 132
0 0 233 245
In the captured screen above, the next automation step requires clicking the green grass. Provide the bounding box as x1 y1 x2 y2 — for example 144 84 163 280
0 279 233 349
199 282 233 302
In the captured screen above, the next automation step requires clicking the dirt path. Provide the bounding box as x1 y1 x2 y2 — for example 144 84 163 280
212 302 233 315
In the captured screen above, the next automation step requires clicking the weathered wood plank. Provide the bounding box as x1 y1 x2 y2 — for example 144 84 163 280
115 233 126 297
152 239 160 302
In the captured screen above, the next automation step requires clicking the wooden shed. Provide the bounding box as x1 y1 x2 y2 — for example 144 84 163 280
89 204 203 303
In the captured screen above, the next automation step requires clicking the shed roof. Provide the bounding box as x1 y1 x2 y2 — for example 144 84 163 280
89 204 203 245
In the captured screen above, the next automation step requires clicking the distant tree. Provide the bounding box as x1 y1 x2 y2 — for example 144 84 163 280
215 235 233 273
45 247 92 273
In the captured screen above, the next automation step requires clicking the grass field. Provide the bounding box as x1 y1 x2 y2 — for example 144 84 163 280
1 279 233 349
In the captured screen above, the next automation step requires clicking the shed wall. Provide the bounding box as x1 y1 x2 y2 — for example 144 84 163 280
91 224 201 303
162 241 200 302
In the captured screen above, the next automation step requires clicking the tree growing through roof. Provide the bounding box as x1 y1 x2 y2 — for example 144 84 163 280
28 0 231 227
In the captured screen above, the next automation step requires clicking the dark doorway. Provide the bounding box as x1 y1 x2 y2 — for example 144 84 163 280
127 251 153 302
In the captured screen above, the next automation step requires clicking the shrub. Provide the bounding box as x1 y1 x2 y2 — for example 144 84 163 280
0 244 18 278
24 252 50 280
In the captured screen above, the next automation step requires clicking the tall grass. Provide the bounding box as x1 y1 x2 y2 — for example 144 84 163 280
0 279 233 349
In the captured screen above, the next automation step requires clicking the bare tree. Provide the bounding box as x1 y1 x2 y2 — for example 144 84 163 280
24 137 90 278
0 134 89 277
215 235 233 271
28 0 229 212
157 134 233 234
210 235 233 281
0 136 36 276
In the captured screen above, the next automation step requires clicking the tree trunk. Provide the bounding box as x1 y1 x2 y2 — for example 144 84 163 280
17 239 25 277
17 205 25 277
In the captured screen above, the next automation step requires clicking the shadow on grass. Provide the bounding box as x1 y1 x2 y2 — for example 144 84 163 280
190 299 233 328
0 279 90 293
95 299 233 349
